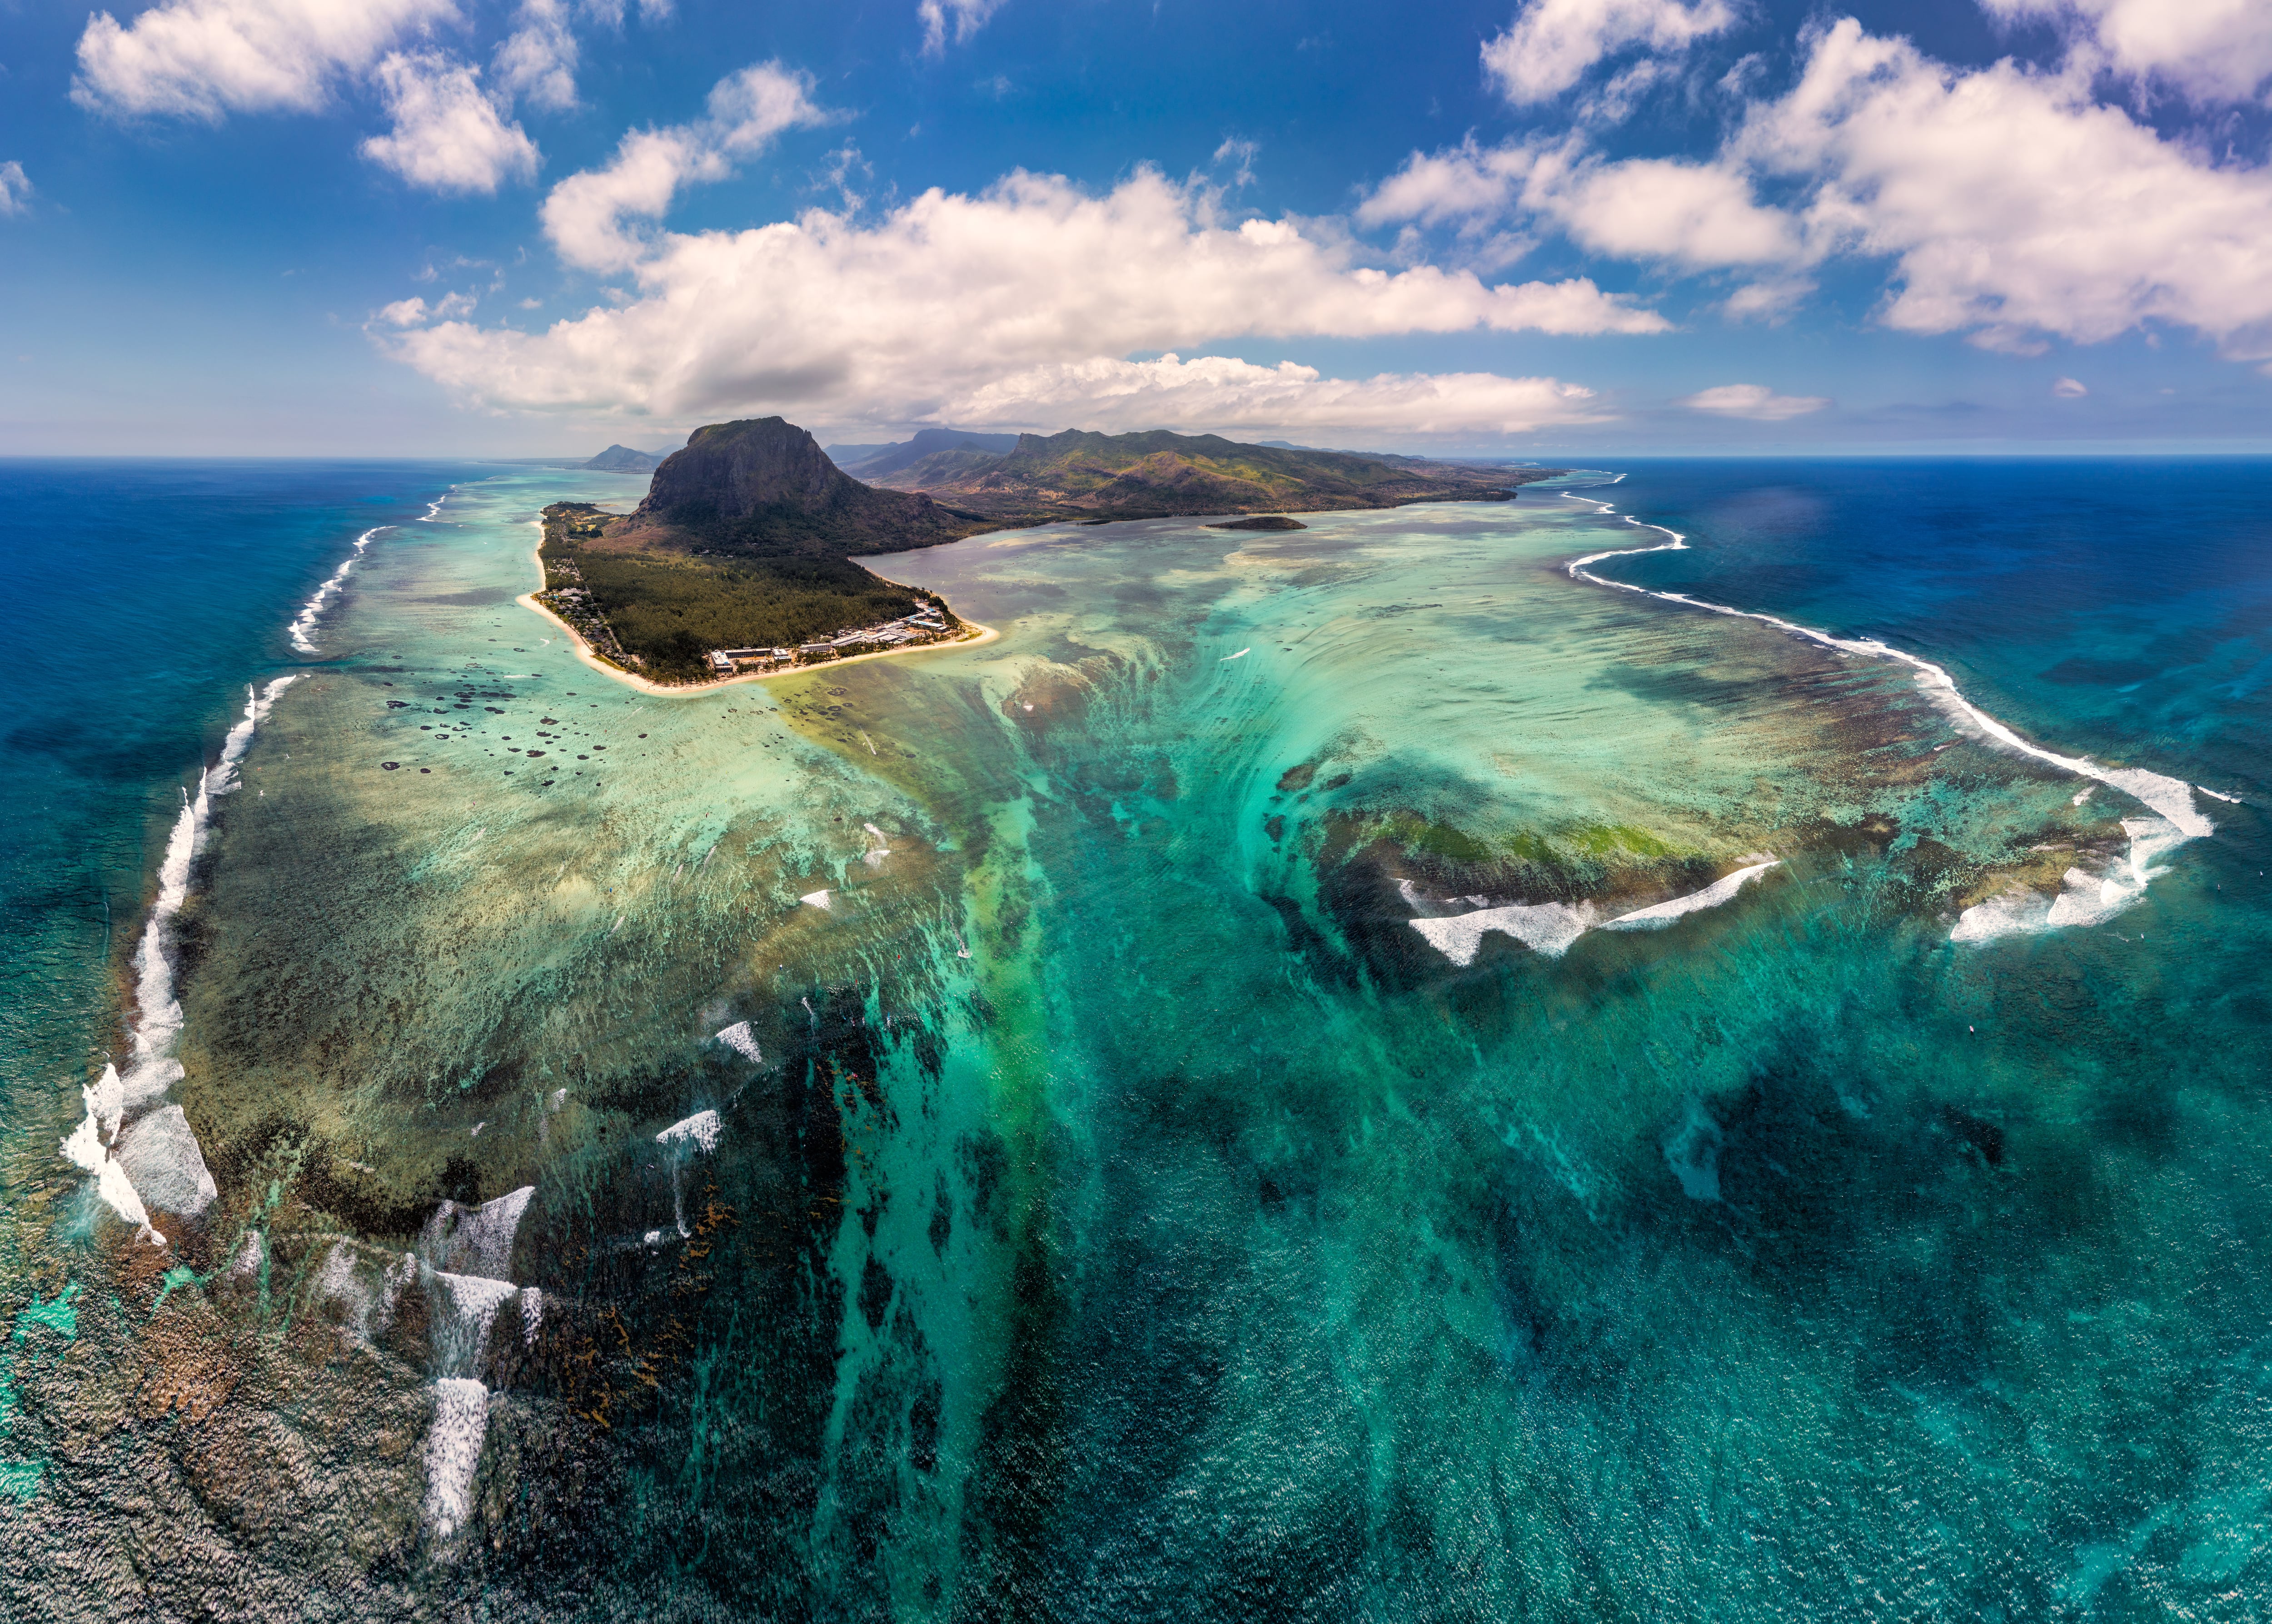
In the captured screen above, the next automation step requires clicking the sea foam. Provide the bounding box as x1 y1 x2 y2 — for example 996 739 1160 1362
111 1105 219 1217
423 1378 489 1538
658 1109 722 1155
1561 502 2215 939
287 527 382 654
1602 862 1780 931
419 1186 534 1281
428 1269 519 1378
714 1021 764 1062
60 676 301 1239
1410 902 1598 966
1408 861 1782 965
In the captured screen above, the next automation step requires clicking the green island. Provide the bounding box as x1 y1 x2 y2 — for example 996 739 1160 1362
538 416 1562 685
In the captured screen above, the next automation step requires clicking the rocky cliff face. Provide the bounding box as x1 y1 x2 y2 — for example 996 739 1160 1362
632 417 990 554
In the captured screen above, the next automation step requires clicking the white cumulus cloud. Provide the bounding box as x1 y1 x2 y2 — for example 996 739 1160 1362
1368 19 2272 364
1740 20 2272 358
1363 137 1802 268
2052 376 2088 397
378 292 474 324
956 355 1609 436
493 0 578 111
391 164 1663 429
361 52 538 193
1482 0 1737 106
1979 0 2272 104
0 162 30 217
1678 383 1829 420
919 0 1007 57
73 0 456 119
540 61 828 272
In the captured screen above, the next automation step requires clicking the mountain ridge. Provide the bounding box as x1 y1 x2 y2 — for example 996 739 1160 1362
829 427 1023 480
863 427 1556 518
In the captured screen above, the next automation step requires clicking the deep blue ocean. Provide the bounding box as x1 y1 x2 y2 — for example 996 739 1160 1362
0 461 483 1131
1598 460 2272 803
4 457 2269 1619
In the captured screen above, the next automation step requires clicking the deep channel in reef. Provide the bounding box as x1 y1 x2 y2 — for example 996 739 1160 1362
10 463 2272 1620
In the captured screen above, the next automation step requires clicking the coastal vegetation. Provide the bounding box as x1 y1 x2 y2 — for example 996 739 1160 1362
544 416 1561 684
537 503 955 683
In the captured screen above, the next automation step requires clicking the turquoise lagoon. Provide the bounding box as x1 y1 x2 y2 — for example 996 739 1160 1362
4 461 2270 1620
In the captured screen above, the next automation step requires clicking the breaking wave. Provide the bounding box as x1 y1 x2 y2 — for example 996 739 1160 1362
288 526 383 654
61 676 300 1240
1560 495 2218 940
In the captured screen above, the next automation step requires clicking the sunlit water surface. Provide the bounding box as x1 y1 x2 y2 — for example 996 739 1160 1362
5 460 2269 1621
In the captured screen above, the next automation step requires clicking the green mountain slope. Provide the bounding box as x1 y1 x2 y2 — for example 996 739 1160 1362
866 427 1558 517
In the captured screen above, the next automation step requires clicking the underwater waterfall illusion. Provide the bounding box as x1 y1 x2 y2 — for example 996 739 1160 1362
6 461 2271 1620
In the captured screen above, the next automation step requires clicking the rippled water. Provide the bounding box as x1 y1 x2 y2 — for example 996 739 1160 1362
6 461 2269 1619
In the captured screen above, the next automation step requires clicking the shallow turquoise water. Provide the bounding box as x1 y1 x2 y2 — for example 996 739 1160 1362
5 462 2268 1620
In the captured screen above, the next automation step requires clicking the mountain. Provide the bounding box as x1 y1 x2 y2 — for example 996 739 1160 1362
541 417 1560 684
584 444 665 472
827 427 1024 479
629 417 994 554
820 441 895 467
862 427 1558 520
536 418 997 682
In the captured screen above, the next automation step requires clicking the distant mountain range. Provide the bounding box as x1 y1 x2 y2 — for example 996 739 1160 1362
583 443 667 472
859 427 1553 521
825 428 1022 480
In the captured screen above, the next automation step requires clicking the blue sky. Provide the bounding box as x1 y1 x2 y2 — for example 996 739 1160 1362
3 0 2269 455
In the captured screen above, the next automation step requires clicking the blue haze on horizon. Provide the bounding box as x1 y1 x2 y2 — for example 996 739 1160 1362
2 0 2269 456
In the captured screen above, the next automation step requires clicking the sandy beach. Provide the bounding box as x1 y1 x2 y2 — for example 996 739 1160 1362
515 531 997 698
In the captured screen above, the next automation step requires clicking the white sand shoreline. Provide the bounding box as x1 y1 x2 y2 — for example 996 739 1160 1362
513 530 997 698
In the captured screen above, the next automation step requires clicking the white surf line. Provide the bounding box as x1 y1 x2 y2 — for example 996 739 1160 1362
289 526 386 654
1600 860 1781 930
1559 496 2221 939
1409 860 1782 965
1561 513 2214 837
62 675 302 1241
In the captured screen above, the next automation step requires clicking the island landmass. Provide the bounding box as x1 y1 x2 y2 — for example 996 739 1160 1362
539 416 1560 688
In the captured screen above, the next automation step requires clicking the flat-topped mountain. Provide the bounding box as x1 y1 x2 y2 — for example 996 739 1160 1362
863 427 1556 519
537 418 996 683
630 417 992 554
583 443 664 472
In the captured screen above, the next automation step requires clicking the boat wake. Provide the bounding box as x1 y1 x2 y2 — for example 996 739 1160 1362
1559 493 2219 942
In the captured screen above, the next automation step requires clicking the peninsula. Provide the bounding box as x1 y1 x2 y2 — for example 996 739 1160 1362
538 416 1561 686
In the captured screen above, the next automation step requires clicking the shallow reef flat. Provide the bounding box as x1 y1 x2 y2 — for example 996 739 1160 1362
9 467 2271 1621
